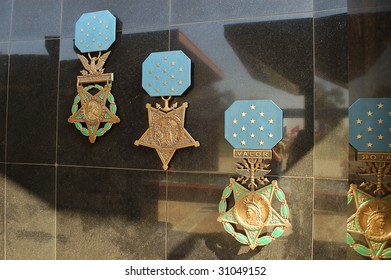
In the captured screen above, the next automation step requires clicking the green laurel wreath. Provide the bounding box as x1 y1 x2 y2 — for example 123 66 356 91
346 192 391 259
71 84 118 138
218 182 290 247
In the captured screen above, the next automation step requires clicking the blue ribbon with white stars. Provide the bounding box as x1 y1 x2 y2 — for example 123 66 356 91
349 98 390 152
225 100 283 150
142 50 191 97
75 10 116 53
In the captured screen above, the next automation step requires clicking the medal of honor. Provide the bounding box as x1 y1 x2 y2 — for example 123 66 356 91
134 51 200 170
347 98 391 259
218 100 291 249
68 10 120 143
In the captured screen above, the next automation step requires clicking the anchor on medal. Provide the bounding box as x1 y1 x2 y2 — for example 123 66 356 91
134 50 200 170
347 98 391 260
68 10 120 143
218 100 291 250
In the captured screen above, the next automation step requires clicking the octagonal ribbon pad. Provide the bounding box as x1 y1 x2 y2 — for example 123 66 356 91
142 50 191 97
225 100 283 150
75 10 116 53
349 98 390 152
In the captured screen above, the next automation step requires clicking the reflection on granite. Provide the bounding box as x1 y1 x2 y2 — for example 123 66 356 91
349 0 391 11
314 12 348 179
314 0 347 11
2 0 390 261
6 164 55 259
167 173 312 260
56 167 166 259
313 179 347 259
61 0 170 37
169 17 314 176
7 40 59 164
0 0 12 42
349 11 391 102
11 0 61 41
171 0 312 24
0 43 8 162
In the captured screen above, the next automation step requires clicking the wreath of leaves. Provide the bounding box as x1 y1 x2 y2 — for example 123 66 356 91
346 192 391 259
71 84 118 138
218 181 290 247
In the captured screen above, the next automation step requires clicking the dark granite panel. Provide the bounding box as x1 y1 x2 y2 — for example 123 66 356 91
314 13 348 179
0 0 12 42
313 179 348 260
0 164 4 260
56 167 166 259
167 17 313 176
57 29 170 169
7 40 59 164
0 43 9 162
6 164 55 259
348 11 391 103
314 0 347 11
11 0 61 40
167 173 312 260
171 0 312 24
61 0 169 38
347 152 390 260
348 0 391 11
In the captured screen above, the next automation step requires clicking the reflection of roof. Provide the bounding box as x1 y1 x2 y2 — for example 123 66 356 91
171 29 224 84
349 12 391 81
177 30 224 79
225 18 314 95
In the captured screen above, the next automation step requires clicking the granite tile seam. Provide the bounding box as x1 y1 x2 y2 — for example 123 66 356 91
2 161 330 180
3 25 11 259
54 0 64 261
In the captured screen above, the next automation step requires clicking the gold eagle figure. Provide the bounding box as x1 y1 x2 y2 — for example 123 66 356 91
77 51 111 76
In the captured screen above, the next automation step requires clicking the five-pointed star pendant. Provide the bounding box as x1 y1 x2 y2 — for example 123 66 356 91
218 179 291 249
347 184 391 259
68 84 120 143
134 102 200 170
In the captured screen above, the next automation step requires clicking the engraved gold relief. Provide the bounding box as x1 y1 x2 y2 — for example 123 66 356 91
78 51 111 76
347 154 391 259
69 46 120 143
68 83 120 143
234 193 270 231
347 98 390 259
134 97 200 170
356 199 391 242
220 100 289 250
218 155 291 250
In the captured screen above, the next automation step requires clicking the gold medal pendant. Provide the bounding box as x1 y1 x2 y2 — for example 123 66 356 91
218 100 291 249
135 51 200 170
68 10 120 143
347 98 391 259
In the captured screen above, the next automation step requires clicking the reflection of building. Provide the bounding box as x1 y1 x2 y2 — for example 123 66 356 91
3 28 225 208
1 1 390 261
225 19 313 96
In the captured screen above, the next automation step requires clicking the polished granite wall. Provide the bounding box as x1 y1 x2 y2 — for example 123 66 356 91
0 0 388 260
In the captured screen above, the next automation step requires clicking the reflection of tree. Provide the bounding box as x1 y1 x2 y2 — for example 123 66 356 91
315 82 345 132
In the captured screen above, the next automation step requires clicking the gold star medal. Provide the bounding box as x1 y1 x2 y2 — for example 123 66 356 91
68 10 120 143
134 51 200 170
218 100 291 249
347 98 391 259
